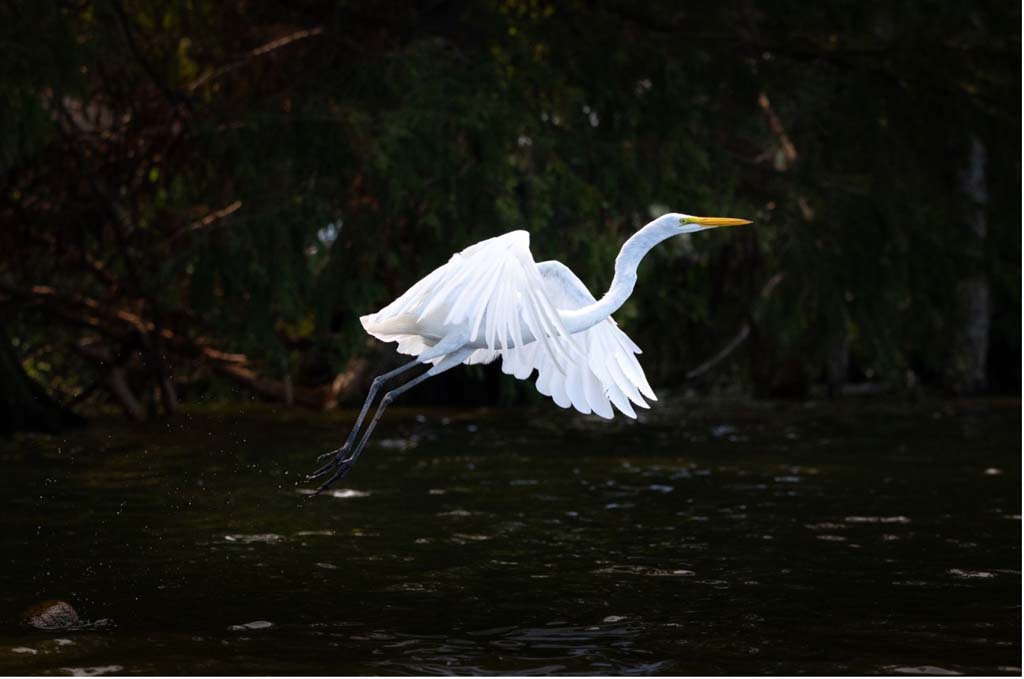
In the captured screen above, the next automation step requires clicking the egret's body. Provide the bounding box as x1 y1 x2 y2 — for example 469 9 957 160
359 230 653 417
309 213 750 491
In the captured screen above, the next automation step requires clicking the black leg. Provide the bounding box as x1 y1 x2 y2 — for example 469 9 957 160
307 348 471 497
308 358 423 480
310 368 437 494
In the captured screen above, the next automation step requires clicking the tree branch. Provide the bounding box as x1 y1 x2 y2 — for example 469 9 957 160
685 272 786 381
187 26 325 92
3 283 367 410
166 200 242 244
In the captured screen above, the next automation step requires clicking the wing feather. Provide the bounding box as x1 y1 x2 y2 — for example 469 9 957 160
359 233 655 420
491 260 657 419
468 263 503 341
361 231 578 366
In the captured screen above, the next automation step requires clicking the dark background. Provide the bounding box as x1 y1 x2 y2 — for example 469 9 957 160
1 1 1020 432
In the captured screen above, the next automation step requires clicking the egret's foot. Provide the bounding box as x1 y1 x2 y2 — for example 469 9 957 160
307 450 357 495
315 446 344 464
306 449 347 481
308 444 349 480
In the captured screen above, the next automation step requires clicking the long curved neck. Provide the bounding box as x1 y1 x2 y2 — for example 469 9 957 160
561 223 677 334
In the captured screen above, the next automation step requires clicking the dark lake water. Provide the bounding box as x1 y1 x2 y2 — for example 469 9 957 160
0 397 1019 675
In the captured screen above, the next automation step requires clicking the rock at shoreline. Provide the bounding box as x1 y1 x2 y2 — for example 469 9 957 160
22 600 80 630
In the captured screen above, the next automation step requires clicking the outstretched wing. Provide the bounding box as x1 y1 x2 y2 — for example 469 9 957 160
497 260 657 419
360 231 576 367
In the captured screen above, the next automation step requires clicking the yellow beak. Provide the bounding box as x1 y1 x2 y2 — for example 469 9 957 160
688 216 753 228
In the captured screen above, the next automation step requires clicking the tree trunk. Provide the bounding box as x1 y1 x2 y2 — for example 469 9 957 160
825 329 850 398
0 327 84 435
949 135 990 394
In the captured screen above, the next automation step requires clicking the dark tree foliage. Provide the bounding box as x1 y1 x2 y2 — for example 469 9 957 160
0 1 1019 427
0 324 83 434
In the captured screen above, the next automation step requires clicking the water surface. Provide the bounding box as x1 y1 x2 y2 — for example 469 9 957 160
0 398 1019 675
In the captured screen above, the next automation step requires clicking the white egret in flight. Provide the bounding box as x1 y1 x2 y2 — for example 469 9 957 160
309 213 751 492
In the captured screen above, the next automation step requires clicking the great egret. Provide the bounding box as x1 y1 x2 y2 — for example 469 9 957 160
309 213 751 492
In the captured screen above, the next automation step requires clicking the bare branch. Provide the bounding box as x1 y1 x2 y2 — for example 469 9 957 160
685 272 786 381
188 27 325 92
167 200 243 244
757 92 797 169
686 324 751 381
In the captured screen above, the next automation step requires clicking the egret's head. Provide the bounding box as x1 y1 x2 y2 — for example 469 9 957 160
665 212 753 234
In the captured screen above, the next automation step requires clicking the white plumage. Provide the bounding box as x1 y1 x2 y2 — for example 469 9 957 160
311 212 751 491
361 231 572 366
361 230 655 419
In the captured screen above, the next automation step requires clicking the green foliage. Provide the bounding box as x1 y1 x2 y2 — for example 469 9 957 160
0 0 1019 414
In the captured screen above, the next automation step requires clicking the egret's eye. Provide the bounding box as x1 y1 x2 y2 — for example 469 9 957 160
679 217 691 225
